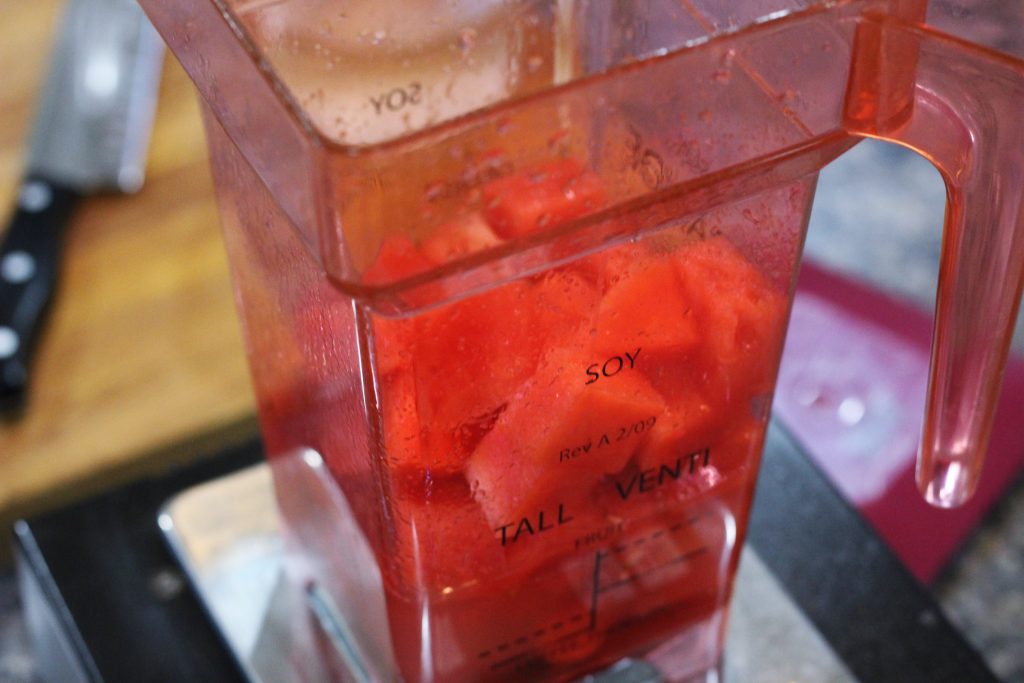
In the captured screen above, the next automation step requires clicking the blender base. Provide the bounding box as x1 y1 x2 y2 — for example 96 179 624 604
158 463 854 683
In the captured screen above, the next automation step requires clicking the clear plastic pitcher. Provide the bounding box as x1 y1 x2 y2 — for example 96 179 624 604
139 1 1024 681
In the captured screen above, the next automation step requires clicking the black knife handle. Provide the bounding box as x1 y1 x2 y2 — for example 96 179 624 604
0 176 80 413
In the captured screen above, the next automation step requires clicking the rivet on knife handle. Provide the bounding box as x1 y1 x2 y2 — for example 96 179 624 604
0 176 80 413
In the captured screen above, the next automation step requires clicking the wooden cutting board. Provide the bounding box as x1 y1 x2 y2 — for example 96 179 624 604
0 1 257 552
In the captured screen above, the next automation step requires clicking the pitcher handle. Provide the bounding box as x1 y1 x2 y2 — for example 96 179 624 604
846 16 1024 507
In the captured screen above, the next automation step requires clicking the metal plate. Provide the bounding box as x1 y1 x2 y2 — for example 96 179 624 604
160 463 855 683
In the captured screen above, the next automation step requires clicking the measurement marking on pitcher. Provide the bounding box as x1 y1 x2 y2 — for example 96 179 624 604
588 514 708 630
590 550 604 629
486 652 532 671
478 513 711 669
599 547 710 593
476 612 589 660
604 515 701 554
486 623 592 672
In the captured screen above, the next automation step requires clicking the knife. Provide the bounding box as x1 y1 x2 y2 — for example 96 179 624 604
0 0 163 413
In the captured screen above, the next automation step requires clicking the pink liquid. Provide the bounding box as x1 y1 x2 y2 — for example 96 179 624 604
260 221 794 681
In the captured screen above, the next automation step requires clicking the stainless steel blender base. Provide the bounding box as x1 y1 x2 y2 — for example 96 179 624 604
159 464 855 683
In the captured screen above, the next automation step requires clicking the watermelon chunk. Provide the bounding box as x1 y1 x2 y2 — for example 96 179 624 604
704 415 765 475
637 397 720 471
391 494 505 593
411 279 545 472
483 159 606 239
363 235 434 285
673 237 786 399
379 369 423 470
421 212 503 264
531 268 601 343
467 350 666 529
377 268 599 481
594 256 700 359
371 315 412 378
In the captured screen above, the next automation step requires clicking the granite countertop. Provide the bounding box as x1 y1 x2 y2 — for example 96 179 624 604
939 482 1024 680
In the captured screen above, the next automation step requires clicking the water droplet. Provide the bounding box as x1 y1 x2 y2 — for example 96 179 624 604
720 49 737 67
527 55 544 72
838 396 866 426
372 30 387 45
712 68 732 84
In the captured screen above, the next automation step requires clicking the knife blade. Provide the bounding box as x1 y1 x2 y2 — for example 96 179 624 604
0 0 163 413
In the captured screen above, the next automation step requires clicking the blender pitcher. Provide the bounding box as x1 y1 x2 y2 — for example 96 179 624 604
139 0 1024 681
